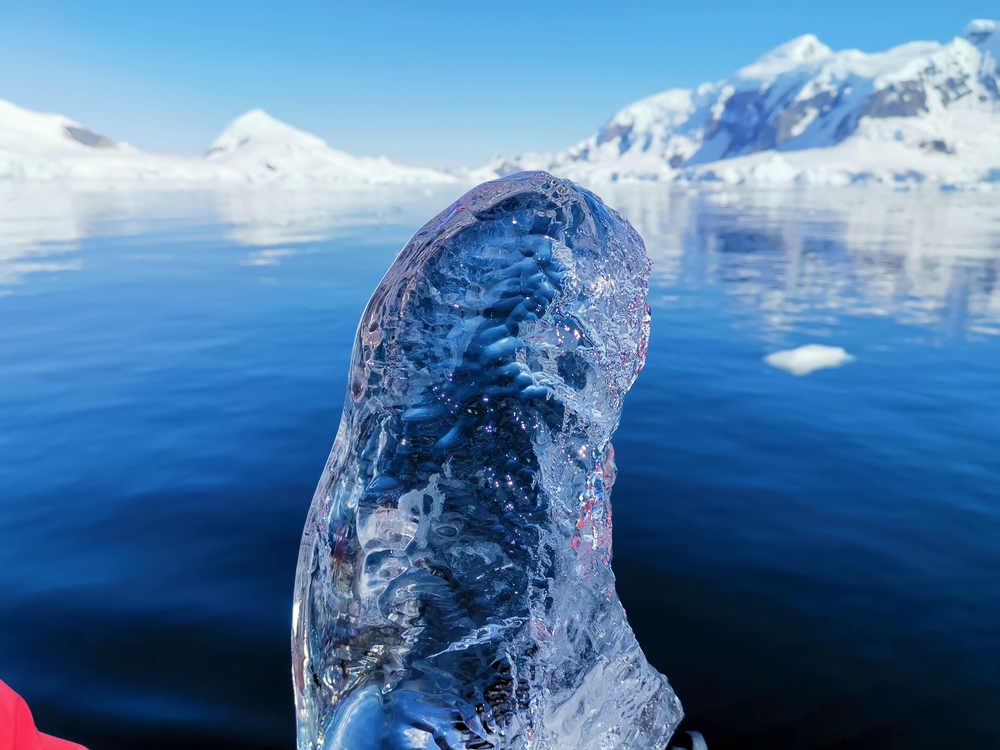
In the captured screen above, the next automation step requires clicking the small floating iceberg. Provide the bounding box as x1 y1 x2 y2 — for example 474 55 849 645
671 730 709 750
765 344 855 376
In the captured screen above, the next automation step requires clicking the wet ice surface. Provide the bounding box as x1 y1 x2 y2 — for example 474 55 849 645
1 184 999 750
292 173 682 749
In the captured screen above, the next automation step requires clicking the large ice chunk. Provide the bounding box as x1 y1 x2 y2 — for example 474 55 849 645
293 171 682 749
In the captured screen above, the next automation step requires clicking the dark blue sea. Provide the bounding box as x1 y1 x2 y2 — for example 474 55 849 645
1 184 998 749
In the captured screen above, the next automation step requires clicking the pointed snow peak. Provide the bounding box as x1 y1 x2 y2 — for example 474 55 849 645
963 19 997 45
738 33 834 79
228 108 287 130
206 108 328 160
220 108 310 139
198 106 456 185
768 33 833 61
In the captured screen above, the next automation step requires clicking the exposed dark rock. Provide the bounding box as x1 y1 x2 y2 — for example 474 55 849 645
982 72 1000 99
703 87 839 159
830 82 927 143
703 90 768 152
64 126 116 149
597 122 634 154
862 81 928 118
762 90 836 149
965 28 994 45
833 111 858 142
920 139 955 154
935 75 972 104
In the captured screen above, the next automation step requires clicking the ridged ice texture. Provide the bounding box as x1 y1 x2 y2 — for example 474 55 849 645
292 171 682 749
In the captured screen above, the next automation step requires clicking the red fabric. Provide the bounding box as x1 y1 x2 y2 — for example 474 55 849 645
0 681 87 750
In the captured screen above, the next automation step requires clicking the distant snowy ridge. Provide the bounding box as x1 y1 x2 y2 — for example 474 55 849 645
0 99 234 184
0 101 456 186
3 19 999 189
204 109 456 185
0 99 120 152
487 19 1000 188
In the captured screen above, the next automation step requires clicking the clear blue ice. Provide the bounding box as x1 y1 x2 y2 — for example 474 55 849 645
292 172 682 749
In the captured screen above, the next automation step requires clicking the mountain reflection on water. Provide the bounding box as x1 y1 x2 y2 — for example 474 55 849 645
605 185 1000 339
4 184 998 338
0 184 997 750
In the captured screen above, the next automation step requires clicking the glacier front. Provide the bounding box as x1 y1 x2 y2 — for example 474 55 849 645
292 172 682 749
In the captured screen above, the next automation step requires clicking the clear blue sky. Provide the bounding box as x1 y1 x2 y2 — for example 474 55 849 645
0 1 993 168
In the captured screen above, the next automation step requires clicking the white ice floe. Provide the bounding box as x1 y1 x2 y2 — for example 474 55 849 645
240 248 296 266
765 344 855 376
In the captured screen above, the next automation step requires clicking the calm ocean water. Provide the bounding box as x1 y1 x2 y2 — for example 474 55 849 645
1 184 997 749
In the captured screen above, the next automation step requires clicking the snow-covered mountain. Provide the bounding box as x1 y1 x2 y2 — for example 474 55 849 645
0 102 456 186
491 19 1000 187
204 109 456 185
4 19 999 190
0 99 234 184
